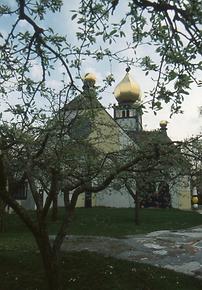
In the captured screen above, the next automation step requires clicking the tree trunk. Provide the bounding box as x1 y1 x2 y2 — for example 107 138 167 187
0 200 6 232
0 154 7 233
51 194 58 221
34 191 81 290
125 183 139 225
134 191 140 225
41 249 60 290
0 210 4 232
36 233 61 290
63 189 70 208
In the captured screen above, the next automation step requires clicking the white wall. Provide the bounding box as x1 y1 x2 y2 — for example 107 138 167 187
95 187 135 208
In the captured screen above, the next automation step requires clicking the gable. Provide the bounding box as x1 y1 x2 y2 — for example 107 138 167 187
64 93 136 154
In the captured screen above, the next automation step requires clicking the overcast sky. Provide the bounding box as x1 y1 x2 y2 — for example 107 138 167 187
1 0 202 141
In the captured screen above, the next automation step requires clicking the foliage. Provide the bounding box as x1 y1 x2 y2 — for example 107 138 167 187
0 1 201 115
180 135 202 201
74 0 202 112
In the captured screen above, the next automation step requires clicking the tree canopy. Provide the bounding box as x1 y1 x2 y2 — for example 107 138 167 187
0 0 201 117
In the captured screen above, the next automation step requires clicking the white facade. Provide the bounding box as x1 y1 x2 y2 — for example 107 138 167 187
170 176 191 210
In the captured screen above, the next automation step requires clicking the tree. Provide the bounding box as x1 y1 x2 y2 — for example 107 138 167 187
111 128 191 223
0 107 164 289
74 0 202 113
0 152 7 232
0 1 201 289
181 135 202 199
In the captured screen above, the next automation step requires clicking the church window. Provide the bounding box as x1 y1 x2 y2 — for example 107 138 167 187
126 109 130 117
9 180 28 200
122 110 126 118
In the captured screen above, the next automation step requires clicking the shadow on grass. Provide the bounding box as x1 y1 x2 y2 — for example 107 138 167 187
0 250 202 290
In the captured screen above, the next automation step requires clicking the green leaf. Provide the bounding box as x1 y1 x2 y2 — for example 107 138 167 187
71 14 77 20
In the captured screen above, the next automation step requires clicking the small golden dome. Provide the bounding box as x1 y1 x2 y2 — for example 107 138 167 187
83 73 96 84
192 196 199 204
160 120 168 128
114 72 141 103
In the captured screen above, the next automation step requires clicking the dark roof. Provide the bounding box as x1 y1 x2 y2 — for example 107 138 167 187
126 129 190 172
63 91 102 111
127 129 171 145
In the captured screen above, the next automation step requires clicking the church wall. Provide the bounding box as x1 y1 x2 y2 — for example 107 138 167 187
95 187 134 208
58 193 65 207
22 175 191 210
118 131 134 148
20 193 35 210
170 176 191 209
75 193 96 207
75 193 85 207
116 118 137 131
58 192 97 208
64 96 137 154
88 109 124 153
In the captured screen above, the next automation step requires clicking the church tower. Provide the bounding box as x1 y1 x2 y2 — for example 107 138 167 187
113 68 142 133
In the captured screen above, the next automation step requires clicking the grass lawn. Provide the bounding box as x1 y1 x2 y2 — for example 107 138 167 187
0 207 202 290
1 250 202 290
67 207 202 236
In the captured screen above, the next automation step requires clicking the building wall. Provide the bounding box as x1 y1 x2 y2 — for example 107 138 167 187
58 192 97 208
116 117 138 131
19 176 192 210
170 176 191 209
20 193 35 210
88 108 133 153
95 187 134 208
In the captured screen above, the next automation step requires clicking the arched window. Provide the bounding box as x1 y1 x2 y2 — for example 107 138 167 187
122 110 125 118
126 109 130 117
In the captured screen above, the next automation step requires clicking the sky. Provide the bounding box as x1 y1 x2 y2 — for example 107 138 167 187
1 0 202 141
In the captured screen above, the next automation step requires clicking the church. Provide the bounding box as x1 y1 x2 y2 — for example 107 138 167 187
14 69 193 210
61 69 192 210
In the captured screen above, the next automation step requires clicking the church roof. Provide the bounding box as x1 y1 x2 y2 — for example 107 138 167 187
127 130 171 144
127 129 190 173
63 92 103 111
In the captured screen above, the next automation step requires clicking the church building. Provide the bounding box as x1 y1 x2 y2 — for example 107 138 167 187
66 69 192 210
13 69 193 210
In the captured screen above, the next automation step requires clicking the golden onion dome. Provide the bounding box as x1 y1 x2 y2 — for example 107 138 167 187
114 71 141 103
83 73 96 86
160 120 168 128
192 196 199 204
